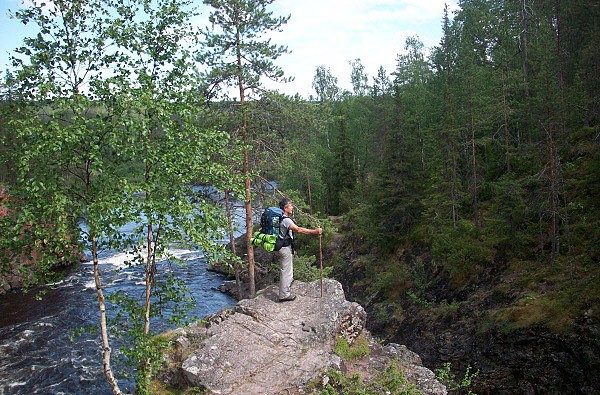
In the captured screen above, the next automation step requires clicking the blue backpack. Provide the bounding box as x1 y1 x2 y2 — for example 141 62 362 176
260 207 283 236
259 206 296 251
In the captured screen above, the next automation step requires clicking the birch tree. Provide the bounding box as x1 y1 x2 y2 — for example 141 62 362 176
101 0 231 391
9 1 125 392
8 0 230 393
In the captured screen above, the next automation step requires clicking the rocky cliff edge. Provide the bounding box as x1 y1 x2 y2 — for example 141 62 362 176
154 279 446 395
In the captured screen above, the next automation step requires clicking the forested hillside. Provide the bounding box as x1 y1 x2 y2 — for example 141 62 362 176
1 0 598 393
243 1 599 392
261 0 599 317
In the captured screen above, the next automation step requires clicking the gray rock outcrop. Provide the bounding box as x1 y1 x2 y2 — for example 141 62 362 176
159 279 446 394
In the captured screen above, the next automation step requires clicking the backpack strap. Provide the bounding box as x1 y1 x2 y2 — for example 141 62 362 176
279 215 296 252
279 214 289 240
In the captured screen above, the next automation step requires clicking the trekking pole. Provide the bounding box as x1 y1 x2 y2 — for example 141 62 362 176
318 232 323 297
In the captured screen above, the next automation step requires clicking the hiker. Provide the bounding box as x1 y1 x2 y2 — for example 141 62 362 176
276 197 322 302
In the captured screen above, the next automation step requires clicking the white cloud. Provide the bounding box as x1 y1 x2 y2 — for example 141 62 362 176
262 0 458 97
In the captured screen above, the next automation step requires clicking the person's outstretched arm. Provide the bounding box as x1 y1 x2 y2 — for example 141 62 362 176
289 224 322 235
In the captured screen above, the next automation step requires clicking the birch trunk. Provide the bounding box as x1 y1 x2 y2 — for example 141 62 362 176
92 236 122 395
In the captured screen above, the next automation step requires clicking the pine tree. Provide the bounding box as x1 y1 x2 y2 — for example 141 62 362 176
198 0 290 296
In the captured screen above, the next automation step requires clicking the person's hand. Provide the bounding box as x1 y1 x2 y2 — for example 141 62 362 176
316 227 323 235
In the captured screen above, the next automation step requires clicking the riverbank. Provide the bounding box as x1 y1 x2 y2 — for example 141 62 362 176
208 233 279 300
0 187 83 295
219 216 600 393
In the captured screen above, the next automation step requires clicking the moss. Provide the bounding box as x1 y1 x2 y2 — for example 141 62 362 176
392 305 407 323
489 283 513 304
491 298 549 332
490 272 598 334
334 332 371 361
149 323 213 394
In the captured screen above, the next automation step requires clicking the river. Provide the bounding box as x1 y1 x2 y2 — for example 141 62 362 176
0 242 238 394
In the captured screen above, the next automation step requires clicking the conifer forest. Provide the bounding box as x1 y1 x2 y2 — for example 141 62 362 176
0 0 598 394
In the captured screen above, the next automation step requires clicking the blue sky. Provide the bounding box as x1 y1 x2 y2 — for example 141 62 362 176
0 1 33 69
0 0 457 98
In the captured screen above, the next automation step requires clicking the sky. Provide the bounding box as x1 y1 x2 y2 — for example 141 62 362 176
0 0 458 98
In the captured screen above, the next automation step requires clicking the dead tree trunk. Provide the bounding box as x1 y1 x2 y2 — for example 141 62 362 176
502 71 512 172
468 79 480 228
546 124 559 265
305 160 313 215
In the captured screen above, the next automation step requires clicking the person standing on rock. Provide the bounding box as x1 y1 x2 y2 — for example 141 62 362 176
276 197 322 302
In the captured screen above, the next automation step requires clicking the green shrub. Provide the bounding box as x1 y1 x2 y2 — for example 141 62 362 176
372 258 411 298
294 254 333 282
408 221 435 248
432 220 492 289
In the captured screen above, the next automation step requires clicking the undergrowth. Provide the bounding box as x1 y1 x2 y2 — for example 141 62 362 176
294 254 334 282
435 362 479 395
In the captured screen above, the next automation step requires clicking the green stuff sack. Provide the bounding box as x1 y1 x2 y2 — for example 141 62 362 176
251 233 276 251
253 231 277 244
256 206 287 252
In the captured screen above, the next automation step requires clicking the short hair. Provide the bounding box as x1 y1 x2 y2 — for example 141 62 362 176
279 197 292 210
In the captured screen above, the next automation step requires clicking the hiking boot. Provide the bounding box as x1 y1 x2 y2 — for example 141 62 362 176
278 294 297 302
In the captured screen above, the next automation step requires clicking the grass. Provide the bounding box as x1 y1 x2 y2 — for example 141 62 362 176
492 283 594 333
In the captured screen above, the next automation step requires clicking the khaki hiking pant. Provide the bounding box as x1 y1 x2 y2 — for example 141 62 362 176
276 246 293 299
